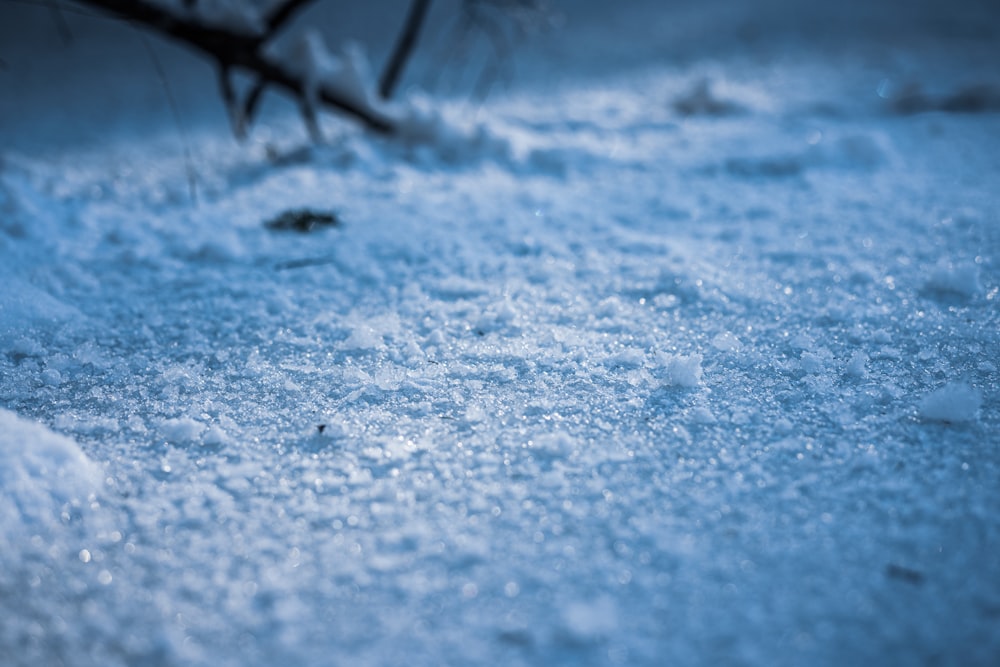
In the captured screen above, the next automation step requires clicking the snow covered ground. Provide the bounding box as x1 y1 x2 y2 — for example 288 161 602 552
1 1 999 665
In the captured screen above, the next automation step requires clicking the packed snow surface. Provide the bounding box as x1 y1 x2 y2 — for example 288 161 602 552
1 1 999 666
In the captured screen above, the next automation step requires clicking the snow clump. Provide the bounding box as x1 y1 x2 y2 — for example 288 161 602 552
917 382 983 423
159 416 206 443
845 351 868 379
662 353 704 387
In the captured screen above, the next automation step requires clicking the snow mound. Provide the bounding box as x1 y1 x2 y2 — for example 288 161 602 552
917 382 983 423
0 271 82 350
0 409 103 537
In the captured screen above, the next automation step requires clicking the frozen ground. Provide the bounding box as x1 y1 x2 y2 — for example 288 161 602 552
1 1 999 665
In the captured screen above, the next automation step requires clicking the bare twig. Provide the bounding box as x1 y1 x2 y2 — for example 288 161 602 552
379 0 431 100
71 0 396 136
47 0 75 45
263 0 315 35
238 78 267 138
137 32 199 203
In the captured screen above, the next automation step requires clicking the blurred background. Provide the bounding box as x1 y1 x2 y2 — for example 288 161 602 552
1 0 998 153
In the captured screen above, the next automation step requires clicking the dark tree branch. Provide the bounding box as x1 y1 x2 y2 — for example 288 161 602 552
299 98 322 142
216 63 241 135
379 0 431 100
262 0 315 35
136 31 199 202
72 0 396 136
47 0 76 45
239 79 267 137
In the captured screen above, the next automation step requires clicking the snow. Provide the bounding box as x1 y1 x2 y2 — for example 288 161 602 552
918 382 983 424
924 260 982 298
159 416 207 443
1 1 999 666
661 353 705 388
0 408 103 538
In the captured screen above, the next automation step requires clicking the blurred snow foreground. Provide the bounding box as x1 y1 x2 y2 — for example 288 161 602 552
1 1 1000 666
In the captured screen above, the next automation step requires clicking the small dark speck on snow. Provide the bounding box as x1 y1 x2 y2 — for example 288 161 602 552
265 209 341 233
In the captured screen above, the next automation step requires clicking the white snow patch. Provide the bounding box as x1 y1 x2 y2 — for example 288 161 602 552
917 382 982 423
0 409 103 536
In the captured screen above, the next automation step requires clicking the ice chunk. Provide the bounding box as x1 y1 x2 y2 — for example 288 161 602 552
918 382 982 423
0 409 103 536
